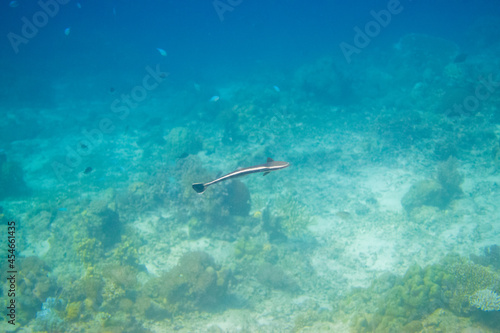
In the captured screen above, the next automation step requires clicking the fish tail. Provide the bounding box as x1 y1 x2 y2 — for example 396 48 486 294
192 183 206 193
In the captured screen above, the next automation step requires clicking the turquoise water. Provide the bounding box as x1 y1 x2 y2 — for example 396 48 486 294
1 1 500 332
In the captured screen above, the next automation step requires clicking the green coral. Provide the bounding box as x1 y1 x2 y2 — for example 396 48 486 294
368 264 447 332
344 254 500 332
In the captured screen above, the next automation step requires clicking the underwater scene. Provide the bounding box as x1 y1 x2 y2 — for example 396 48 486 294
1 0 500 332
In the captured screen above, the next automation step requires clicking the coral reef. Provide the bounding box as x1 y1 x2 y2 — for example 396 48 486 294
272 195 313 239
256 262 300 292
144 251 232 313
110 236 140 266
80 268 104 307
234 236 263 260
402 157 464 213
469 289 500 311
293 309 334 333
447 255 498 314
96 208 122 249
164 126 202 159
33 297 66 332
342 254 500 332
74 236 103 267
437 157 464 199
65 301 82 321
103 264 138 290
6 22 500 333
82 200 123 251
221 179 251 217
401 179 449 212
181 158 255 237
11 256 58 324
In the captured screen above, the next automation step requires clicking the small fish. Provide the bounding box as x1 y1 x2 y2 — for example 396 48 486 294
64 27 71 36
156 48 167 56
209 95 220 102
273 85 280 92
83 167 93 174
192 158 289 193
76 2 81 9
9 1 19 8
58 207 68 212
80 143 88 149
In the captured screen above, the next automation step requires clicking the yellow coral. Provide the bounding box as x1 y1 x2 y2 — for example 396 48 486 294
102 280 125 303
111 237 139 266
84 297 95 311
128 181 145 194
74 237 102 266
65 301 82 321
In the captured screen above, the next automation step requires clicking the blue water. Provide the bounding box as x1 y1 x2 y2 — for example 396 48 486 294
1 1 500 332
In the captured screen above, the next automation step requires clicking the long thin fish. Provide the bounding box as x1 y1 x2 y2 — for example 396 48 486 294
192 157 289 193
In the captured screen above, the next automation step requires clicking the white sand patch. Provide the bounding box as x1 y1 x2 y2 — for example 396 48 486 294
308 216 343 242
21 239 50 257
360 167 414 212
133 214 160 236
345 231 397 270
310 214 403 289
